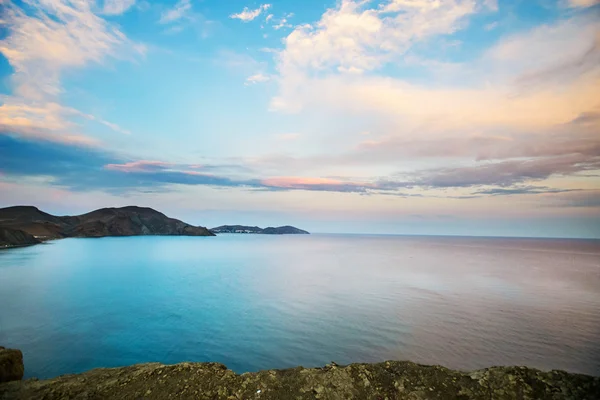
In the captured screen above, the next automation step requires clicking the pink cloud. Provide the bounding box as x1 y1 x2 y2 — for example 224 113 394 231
263 177 345 187
0 125 101 147
181 170 215 177
59 134 101 146
261 176 375 192
104 160 174 172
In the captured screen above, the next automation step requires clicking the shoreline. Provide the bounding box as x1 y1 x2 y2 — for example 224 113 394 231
1 358 599 399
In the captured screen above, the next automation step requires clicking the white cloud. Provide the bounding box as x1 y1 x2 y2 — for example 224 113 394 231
259 47 279 53
483 0 498 11
0 0 142 101
273 18 291 30
103 0 136 15
230 4 271 22
157 0 213 36
484 16 600 88
277 0 481 82
159 0 192 24
267 12 294 30
271 0 492 112
484 21 498 31
0 1 142 141
271 1 599 128
265 2 600 199
245 73 271 85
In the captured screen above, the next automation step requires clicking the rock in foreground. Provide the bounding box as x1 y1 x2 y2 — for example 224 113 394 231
1 360 598 399
0 347 24 384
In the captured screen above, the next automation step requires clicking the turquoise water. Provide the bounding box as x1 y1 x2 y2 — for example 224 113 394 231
1 234 599 379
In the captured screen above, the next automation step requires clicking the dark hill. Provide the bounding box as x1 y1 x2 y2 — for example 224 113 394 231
0 206 73 238
210 225 263 234
0 206 215 245
262 225 309 234
0 227 41 248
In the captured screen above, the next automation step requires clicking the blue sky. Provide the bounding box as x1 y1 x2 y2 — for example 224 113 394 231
1 0 599 237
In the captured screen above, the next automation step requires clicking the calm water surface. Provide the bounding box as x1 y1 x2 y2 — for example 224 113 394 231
1 234 599 379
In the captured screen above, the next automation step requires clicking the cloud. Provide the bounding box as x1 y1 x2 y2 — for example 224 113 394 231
159 0 192 24
104 161 174 172
472 186 581 196
484 21 498 31
230 4 271 22
95 119 131 135
0 133 244 192
271 4 599 130
566 0 600 8
0 101 130 142
413 154 600 188
244 106 600 180
274 133 300 140
0 133 115 182
542 190 600 207
260 177 375 192
276 0 484 81
486 16 600 91
225 108 600 193
483 0 498 11
245 73 271 85
157 0 213 36
0 0 142 102
348 113 600 163
265 9 600 207
3 130 598 200
0 0 142 145
103 0 137 15
269 13 294 30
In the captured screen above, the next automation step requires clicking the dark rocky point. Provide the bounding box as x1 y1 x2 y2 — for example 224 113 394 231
0 205 214 247
0 228 40 248
1 359 599 399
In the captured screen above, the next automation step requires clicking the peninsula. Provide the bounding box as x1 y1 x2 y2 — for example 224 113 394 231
0 205 214 247
0 346 598 399
211 225 309 234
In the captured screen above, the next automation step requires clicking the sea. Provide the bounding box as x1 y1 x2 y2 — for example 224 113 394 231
0 234 599 379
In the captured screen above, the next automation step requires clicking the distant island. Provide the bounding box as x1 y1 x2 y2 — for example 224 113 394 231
211 225 309 235
0 205 214 248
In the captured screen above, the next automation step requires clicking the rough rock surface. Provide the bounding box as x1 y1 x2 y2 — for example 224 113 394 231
1 360 598 399
0 228 40 248
0 206 214 242
0 347 24 384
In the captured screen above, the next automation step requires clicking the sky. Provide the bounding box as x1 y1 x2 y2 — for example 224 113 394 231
0 0 599 238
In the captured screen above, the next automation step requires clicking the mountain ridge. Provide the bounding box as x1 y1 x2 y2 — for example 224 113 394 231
0 205 215 247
